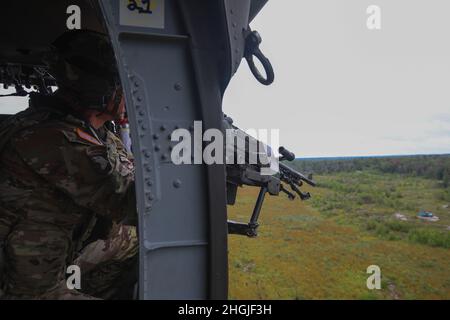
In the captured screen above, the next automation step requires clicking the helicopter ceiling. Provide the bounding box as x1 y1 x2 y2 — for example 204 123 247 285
0 0 268 90
0 1 104 89
0 1 105 66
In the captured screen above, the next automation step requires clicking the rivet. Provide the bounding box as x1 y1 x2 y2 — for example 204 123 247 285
173 180 182 189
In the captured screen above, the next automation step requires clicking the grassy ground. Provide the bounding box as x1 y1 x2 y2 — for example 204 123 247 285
228 172 450 300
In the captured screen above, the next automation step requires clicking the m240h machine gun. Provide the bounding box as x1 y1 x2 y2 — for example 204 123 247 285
224 116 316 237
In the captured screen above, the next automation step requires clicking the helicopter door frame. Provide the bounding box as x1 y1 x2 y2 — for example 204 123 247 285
99 0 244 299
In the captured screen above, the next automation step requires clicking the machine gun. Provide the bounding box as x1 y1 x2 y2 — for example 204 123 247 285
224 116 316 237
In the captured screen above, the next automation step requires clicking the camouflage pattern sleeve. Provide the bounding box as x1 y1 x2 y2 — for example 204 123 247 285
105 130 138 226
10 124 136 222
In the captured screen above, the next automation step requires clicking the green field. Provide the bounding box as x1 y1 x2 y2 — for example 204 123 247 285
228 170 450 300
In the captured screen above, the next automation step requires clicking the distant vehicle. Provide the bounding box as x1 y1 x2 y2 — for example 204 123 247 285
417 211 439 222
418 211 434 218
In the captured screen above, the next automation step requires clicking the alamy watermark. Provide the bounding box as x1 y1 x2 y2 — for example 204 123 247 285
169 121 280 175
367 5 381 30
66 5 81 30
366 265 381 290
66 265 81 290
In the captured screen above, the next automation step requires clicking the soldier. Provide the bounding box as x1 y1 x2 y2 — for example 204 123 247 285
0 30 138 299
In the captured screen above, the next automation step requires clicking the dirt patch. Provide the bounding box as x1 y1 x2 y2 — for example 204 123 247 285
394 213 408 221
387 282 401 300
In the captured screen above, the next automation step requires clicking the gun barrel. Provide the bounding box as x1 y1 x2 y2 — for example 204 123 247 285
279 162 316 187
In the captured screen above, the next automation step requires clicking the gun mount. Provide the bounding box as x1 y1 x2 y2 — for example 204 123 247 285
224 116 316 237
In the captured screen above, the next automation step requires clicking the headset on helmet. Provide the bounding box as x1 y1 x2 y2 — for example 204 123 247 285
47 30 121 114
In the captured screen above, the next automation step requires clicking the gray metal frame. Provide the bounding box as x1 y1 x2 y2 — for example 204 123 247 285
99 0 266 300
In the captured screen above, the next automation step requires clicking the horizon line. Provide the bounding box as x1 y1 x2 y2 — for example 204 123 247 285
296 152 450 160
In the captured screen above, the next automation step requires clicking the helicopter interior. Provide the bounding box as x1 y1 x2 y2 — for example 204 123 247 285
0 0 273 300
0 0 107 122
0 1 141 299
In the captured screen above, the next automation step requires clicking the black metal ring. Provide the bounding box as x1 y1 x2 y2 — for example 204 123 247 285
245 48 274 86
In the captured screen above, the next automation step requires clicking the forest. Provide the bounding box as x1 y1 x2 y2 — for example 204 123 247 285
291 154 450 187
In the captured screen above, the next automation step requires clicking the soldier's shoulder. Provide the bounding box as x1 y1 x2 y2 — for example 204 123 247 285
10 115 103 159
9 116 104 170
12 118 78 145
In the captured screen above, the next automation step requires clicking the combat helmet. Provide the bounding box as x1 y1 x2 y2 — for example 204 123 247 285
47 30 121 113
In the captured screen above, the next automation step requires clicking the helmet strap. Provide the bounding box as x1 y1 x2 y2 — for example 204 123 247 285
97 87 123 119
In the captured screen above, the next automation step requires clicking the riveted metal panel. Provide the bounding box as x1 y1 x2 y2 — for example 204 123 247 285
99 0 267 299
224 0 251 77
100 0 226 299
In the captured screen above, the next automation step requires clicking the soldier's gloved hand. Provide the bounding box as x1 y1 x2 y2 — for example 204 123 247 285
120 184 138 227
89 215 114 240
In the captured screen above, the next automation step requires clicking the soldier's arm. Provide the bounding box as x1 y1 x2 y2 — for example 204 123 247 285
11 125 136 222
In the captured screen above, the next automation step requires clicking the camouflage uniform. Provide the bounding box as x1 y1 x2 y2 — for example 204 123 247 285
0 98 138 300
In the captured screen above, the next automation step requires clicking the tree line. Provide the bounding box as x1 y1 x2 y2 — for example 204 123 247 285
291 155 450 187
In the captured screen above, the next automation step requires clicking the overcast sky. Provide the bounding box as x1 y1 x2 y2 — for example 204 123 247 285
1 1 450 158
223 0 450 157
